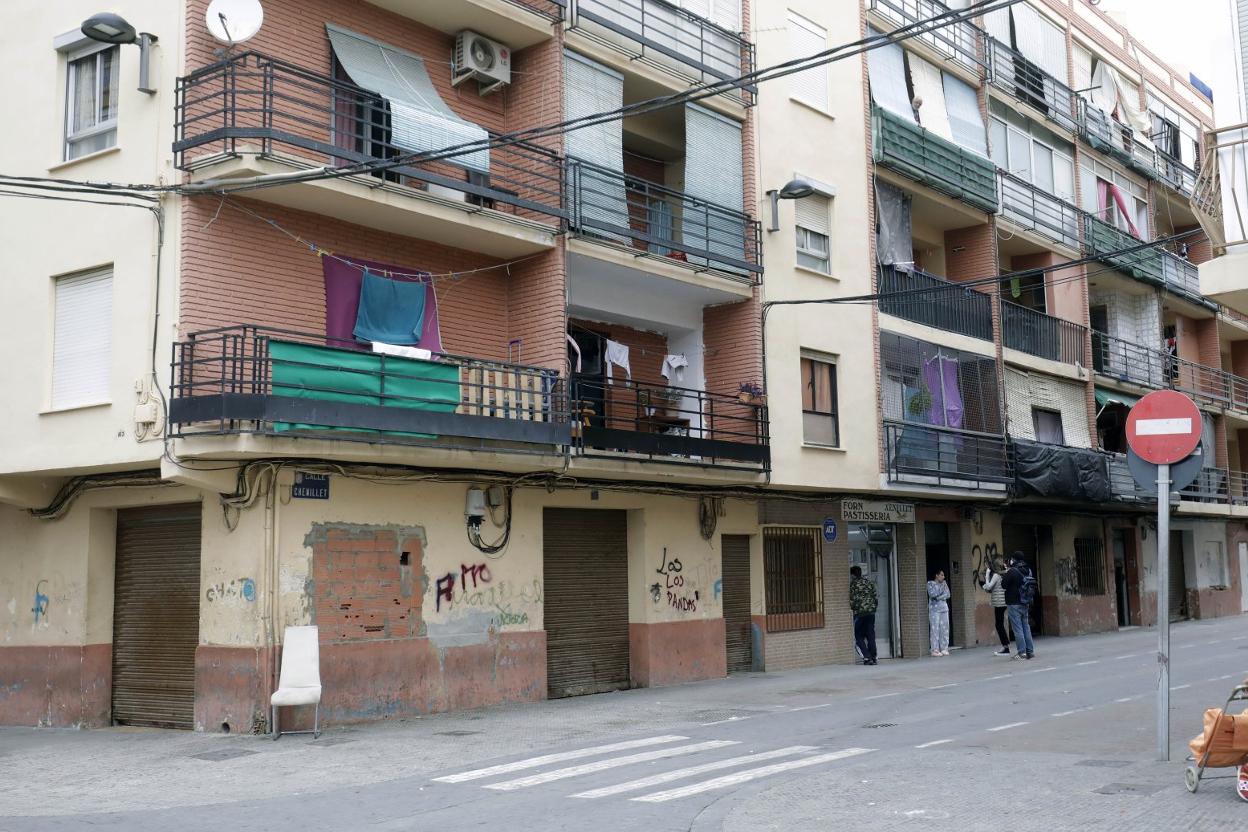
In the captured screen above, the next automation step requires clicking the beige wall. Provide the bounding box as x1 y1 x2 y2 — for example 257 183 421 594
0 0 184 486
756 0 879 492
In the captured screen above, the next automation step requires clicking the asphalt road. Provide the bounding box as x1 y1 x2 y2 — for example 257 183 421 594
3 615 1247 831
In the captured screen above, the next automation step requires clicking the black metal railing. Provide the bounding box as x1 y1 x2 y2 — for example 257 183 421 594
882 420 1012 486
1172 356 1248 412
1160 251 1204 304
1091 331 1167 388
1179 467 1248 505
174 53 566 225
986 38 1077 133
1156 149 1197 196
997 171 1081 250
169 325 570 450
1002 302 1087 365
571 0 754 92
567 159 762 280
570 377 769 468
1078 99 1158 180
877 265 993 341
868 0 983 73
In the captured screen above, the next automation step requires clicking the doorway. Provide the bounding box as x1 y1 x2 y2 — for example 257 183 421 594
1113 529 1130 627
848 523 899 658
1003 522 1050 635
1169 530 1188 621
923 522 955 646
568 326 607 433
721 535 753 673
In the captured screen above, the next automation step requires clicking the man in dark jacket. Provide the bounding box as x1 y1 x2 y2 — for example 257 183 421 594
850 566 878 665
1002 553 1036 660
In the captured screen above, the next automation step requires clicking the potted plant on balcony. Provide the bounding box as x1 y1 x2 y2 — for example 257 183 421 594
906 383 933 419
738 382 765 406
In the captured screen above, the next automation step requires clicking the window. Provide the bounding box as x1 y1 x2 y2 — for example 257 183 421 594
988 104 1075 201
795 194 831 273
1074 538 1106 596
1079 157 1148 238
801 354 839 446
51 269 113 409
788 12 828 111
763 526 824 631
1031 407 1065 444
65 45 119 160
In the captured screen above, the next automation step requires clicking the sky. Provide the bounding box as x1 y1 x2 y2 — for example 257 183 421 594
1098 0 1242 124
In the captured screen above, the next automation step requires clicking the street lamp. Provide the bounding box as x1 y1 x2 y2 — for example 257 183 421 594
766 178 816 232
81 12 159 94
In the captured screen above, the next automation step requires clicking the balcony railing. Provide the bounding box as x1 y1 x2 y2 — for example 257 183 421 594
570 378 769 469
877 265 993 341
570 0 754 91
1091 331 1167 389
1082 214 1163 286
169 326 570 451
1160 251 1213 307
986 38 1077 134
1078 99 1159 181
1156 149 1197 197
997 171 1081 250
1179 467 1248 506
883 420 1012 487
567 159 761 280
1002 302 1086 365
1171 356 1248 412
872 107 999 214
867 0 983 73
174 53 566 225
1108 453 1155 502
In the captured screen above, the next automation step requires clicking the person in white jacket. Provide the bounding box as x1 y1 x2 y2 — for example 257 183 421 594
982 558 1012 656
927 570 951 656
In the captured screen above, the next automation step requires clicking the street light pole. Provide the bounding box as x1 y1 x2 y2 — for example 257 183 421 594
1156 462 1171 762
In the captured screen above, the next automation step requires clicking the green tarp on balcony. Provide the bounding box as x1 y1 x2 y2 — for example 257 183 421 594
1082 215 1163 286
872 107 999 214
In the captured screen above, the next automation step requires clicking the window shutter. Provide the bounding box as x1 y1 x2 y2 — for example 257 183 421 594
709 0 740 33
683 103 745 269
1072 43 1093 100
52 269 112 409
867 30 916 123
795 194 830 236
788 13 828 110
983 8 1012 44
943 72 989 157
564 51 629 240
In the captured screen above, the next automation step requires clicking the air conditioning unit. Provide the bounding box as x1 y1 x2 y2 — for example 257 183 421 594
453 30 511 95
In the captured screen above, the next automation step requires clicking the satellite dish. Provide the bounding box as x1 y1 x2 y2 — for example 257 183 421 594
206 0 264 45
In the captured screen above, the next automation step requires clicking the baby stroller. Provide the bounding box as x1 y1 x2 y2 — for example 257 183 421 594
1184 680 1248 798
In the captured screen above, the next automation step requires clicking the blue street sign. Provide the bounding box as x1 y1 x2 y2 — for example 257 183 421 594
822 518 838 543
292 473 330 500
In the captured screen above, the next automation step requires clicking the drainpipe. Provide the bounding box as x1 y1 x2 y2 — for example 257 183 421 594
264 467 279 726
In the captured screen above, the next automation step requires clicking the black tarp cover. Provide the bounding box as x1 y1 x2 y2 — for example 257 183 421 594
1012 439 1111 502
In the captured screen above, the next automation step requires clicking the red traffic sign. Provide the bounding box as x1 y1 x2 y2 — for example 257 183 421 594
1126 390 1202 465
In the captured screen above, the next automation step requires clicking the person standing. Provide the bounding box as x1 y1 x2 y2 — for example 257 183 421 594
1002 553 1036 660
849 566 878 666
983 558 1011 656
927 570 951 657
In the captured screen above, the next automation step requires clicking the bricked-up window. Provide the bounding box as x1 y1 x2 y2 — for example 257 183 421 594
1074 538 1106 596
764 527 824 631
801 354 839 446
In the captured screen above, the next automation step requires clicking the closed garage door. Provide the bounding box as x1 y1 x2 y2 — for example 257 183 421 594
544 508 629 698
112 504 202 729
722 535 753 673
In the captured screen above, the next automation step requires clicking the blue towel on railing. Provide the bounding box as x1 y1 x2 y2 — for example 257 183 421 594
353 269 426 344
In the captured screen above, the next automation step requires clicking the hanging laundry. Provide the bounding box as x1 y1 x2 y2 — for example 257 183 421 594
661 353 689 383
604 339 631 383
372 342 433 361
353 268 426 345
566 333 582 374
323 255 443 352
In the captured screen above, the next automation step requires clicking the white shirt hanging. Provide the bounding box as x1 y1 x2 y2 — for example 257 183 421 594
661 353 689 383
604 339 631 383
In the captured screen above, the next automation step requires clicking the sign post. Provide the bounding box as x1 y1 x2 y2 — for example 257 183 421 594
1125 390 1202 763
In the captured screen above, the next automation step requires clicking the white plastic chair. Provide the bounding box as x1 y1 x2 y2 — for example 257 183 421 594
271 625 322 740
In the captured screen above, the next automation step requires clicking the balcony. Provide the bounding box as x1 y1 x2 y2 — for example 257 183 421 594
169 326 570 453
997 172 1081 250
174 53 566 257
1108 453 1154 502
1179 468 1248 506
1160 251 1215 309
1078 100 1158 180
571 378 769 469
867 0 983 75
882 420 1012 488
1082 214 1163 286
1156 150 1197 197
1172 358 1248 412
1010 440 1112 503
877 265 993 341
568 0 753 93
1091 331 1167 388
985 38 1077 134
566 160 761 282
872 107 999 214
1002 302 1086 365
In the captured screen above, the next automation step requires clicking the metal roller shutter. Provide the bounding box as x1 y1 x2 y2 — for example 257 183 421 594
543 508 629 698
112 504 202 729
721 535 753 673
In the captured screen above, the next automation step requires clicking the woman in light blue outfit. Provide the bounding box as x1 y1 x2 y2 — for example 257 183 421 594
927 570 951 656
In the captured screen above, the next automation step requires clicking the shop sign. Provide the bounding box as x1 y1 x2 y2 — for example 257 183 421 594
841 498 914 524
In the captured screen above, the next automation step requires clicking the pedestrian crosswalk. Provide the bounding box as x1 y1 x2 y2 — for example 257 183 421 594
433 735 874 803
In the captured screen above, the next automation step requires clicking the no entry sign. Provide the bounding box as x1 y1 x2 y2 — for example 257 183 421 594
1126 390 1202 465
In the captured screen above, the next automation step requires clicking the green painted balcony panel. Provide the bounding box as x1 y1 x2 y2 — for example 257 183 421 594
1083 214 1163 286
872 107 999 214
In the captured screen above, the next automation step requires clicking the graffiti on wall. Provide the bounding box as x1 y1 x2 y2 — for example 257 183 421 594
205 577 257 603
1055 557 1079 596
652 548 699 613
971 542 1001 586
32 580 49 625
436 561 541 628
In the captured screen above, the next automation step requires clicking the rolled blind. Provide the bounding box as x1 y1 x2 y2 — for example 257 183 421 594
788 12 828 110
867 33 915 123
683 103 745 268
910 55 953 142
795 194 830 236
52 269 112 409
564 51 628 239
943 72 989 157
983 8 1011 44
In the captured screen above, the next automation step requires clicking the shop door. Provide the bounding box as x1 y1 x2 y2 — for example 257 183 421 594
849 524 898 658
923 522 954 646
112 504 202 729
1113 529 1130 627
543 509 630 698
1169 530 1187 620
721 535 753 673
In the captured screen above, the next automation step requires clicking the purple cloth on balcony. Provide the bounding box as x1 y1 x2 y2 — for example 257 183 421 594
922 355 964 429
323 254 443 352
